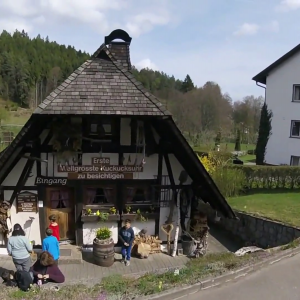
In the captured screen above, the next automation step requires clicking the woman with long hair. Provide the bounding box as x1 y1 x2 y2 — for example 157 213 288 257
7 224 33 272
30 251 65 284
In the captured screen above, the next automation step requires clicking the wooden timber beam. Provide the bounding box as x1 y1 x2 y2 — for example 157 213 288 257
9 152 35 206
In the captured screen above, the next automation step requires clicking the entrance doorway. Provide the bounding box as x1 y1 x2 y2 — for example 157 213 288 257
46 187 75 241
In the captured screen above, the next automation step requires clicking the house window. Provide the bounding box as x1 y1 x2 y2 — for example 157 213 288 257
291 156 300 166
293 85 300 101
86 118 113 140
125 186 152 204
291 121 300 138
50 190 70 209
84 187 115 205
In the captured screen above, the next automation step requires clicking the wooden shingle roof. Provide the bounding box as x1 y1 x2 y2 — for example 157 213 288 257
34 39 171 116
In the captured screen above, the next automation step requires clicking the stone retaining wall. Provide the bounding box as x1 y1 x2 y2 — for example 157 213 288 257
198 201 300 248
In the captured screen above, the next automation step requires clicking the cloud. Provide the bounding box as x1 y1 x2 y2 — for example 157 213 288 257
125 12 170 38
275 0 300 12
233 23 260 36
264 20 280 32
135 59 159 71
233 21 280 36
0 0 172 37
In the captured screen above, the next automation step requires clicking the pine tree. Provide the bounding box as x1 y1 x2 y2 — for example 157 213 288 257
256 103 273 165
181 74 194 93
234 129 241 151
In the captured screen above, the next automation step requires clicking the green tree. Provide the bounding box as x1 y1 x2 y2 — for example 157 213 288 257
234 129 241 151
256 103 272 165
215 130 221 148
180 74 194 93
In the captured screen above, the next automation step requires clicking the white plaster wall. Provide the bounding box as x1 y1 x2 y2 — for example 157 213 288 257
82 221 118 245
123 153 157 179
265 50 300 165
4 190 41 245
2 154 37 186
120 118 131 145
162 154 192 184
132 220 155 236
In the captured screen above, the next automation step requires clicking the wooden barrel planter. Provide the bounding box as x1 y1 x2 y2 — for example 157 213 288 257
93 238 115 267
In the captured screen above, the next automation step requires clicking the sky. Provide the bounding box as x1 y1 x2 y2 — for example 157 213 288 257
0 0 300 101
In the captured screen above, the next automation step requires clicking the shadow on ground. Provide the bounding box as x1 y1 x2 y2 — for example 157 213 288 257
208 223 244 253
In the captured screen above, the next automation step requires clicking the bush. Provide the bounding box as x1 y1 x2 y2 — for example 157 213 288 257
211 167 246 197
247 149 256 155
229 165 300 189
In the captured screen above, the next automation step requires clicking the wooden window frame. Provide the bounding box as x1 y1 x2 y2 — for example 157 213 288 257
83 185 116 207
84 117 116 142
122 184 154 206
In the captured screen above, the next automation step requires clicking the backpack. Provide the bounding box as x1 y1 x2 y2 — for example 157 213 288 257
15 270 33 291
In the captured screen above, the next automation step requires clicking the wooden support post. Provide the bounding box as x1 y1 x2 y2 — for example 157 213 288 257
161 152 176 255
9 152 35 206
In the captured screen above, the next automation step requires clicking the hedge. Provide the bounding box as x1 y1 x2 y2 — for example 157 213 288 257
229 165 300 189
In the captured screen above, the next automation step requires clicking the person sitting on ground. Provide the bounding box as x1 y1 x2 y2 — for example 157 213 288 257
119 219 135 267
48 215 60 241
1 270 17 287
30 251 65 284
7 224 33 272
42 228 60 265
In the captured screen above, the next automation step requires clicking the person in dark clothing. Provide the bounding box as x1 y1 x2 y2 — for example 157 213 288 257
30 251 65 284
118 219 134 266
1 270 17 287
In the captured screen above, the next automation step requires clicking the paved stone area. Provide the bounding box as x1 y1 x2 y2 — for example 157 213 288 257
0 224 242 285
187 252 300 300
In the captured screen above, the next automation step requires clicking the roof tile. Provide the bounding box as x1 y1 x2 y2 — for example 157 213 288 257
33 44 171 116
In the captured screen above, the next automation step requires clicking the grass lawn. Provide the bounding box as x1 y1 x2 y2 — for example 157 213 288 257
228 191 300 227
240 154 256 163
193 143 255 153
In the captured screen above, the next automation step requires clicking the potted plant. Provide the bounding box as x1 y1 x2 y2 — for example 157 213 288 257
93 227 115 267
136 209 147 222
82 208 99 222
125 206 131 214
109 207 117 215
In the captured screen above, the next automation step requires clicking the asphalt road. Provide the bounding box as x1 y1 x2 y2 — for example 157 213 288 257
185 253 300 300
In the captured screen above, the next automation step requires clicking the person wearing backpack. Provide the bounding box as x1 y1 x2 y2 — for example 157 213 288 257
7 224 33 272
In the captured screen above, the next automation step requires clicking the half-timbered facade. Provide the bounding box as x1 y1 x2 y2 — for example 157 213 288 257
0 29 236 250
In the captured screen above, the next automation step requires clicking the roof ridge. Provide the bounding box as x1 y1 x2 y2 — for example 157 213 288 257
33 60 93 114
103 46 172 116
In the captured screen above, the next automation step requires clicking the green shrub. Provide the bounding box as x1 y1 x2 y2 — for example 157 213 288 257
229 165 300 189
212 167 246 197
247 149 256 155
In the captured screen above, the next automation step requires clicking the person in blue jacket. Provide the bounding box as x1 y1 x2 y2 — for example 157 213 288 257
118 219 134 266
42 228 60 265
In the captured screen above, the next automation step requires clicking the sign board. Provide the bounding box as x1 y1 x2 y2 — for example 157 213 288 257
35 176 67 186
16 192 38 213
58 157 142 180
68 172 133 180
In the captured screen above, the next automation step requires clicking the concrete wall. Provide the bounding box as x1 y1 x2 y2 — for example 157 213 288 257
200 201 300 248
265 50 300 165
